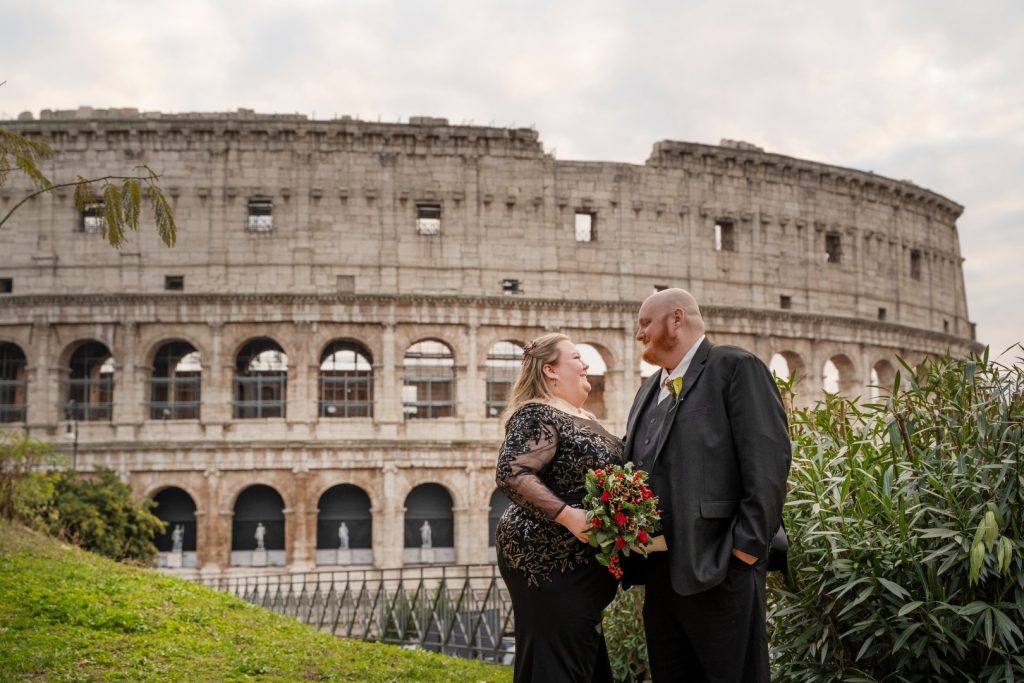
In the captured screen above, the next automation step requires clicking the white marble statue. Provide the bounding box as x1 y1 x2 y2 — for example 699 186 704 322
254 522 266 551
420 520 432 549
171 524 184 553
338 521 350 550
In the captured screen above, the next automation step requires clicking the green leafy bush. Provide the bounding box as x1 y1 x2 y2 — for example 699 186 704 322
1 433 164 563
0 431 63 529
48 467 165 562
770 349 1024 681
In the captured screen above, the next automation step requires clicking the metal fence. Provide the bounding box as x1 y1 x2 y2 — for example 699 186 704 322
197 564 515 664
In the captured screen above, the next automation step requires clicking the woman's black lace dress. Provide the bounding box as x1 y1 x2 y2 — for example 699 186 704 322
496 402 624 683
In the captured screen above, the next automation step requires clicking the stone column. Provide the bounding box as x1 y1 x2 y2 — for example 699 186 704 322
288 465 315 571
462 324 483 422
200 468 231 574
288 323 316 428
114 322 144 438
202 322 231 432
374 463 403 568
378 324 400 426
26 322 55 435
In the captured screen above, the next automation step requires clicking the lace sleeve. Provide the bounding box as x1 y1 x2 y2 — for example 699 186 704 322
495 405 567 520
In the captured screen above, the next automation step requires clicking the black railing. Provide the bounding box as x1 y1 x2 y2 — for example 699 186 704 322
197 564 514 664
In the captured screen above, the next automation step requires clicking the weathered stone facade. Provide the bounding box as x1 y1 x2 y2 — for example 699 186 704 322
0 108 978 576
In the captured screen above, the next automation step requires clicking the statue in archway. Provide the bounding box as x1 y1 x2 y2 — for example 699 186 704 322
338 522 350 550
254 522 266 551
171 524 184 553
420 520 432 549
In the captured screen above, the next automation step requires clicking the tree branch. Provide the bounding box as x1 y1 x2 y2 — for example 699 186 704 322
0 174 160 230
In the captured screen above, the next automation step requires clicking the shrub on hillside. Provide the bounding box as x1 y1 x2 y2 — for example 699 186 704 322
1 433 164 563
48 468 165 562
770 349 1024 681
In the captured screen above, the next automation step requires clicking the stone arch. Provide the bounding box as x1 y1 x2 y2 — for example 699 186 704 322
870 358 897 399
152 487 198 568
403 482 454 564
769 350 807 383
576 342 610 419
140 333 209 371
65 340 115 421
823 353 858 396
316 483 373 565
149 340 202 420
234 337 288 419
231 483 286 567
402 339 455 419
0 341 28 423
318 339 374 418
484 339 523 418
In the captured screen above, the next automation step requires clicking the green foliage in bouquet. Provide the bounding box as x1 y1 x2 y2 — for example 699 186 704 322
603 585 652 683
769 348 1024 681
583 463 661 579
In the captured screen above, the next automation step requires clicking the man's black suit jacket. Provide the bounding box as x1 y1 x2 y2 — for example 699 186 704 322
624 338 791 597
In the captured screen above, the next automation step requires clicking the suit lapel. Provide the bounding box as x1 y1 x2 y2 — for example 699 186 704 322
624 373 662 463
651 338 713 466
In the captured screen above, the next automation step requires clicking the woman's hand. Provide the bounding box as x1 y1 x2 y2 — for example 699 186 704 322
555 506 591 543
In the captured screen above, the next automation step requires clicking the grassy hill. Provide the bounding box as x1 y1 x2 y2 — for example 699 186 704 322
0 521 512 682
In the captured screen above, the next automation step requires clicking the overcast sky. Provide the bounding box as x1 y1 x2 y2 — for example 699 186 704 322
3 0 1021 361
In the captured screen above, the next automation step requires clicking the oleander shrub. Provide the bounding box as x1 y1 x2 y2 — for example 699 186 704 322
769 348 1024 681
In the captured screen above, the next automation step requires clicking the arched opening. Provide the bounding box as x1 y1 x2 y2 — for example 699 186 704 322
487 489 511 562
403 340 454 419
769 353 790 380
67 341 114 421
404 483 454 564
823 354 857 397
577 343 608 419
319 341 373 418
150 341 201 420
0 342 27 423
152 487 197 569
316 484 373 565
871 359 897 400
640 359 659 384
234 338 287 419
231 484 286 567
485 340 522 418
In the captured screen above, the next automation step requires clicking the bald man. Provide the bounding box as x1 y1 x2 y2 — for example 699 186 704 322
624 288 790 682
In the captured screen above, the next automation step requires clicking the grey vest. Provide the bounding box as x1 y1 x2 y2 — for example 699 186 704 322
630 389 674 471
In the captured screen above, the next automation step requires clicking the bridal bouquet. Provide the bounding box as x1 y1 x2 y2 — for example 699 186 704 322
582 463 661 579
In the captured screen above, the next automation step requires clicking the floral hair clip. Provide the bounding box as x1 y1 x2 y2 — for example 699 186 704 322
521 340 538 363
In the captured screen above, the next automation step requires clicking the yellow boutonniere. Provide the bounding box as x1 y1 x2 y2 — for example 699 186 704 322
669 376 684 399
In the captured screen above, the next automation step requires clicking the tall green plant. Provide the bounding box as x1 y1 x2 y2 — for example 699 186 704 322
769 349 1024 681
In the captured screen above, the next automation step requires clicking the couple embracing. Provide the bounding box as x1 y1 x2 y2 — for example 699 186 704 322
495 288 792 683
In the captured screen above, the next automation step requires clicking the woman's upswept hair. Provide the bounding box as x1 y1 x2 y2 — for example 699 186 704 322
500 333 569 427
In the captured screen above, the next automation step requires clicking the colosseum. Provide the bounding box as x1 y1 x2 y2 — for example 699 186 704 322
0 108 977 577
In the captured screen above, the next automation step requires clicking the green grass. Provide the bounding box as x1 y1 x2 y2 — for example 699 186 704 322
0 521 512 682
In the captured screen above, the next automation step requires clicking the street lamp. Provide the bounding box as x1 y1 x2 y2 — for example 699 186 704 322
64 399 79 471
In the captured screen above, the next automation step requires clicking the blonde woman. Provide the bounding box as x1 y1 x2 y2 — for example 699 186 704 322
495 333 624 683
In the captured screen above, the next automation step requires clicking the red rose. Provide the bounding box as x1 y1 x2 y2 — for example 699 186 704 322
614 512 627 527
617 472 625 479
591 517 603 528
597 478 605 487
615 537 627 550
641 488 653 499
594 469 604 476
600 491 611 503
637 530 650 544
